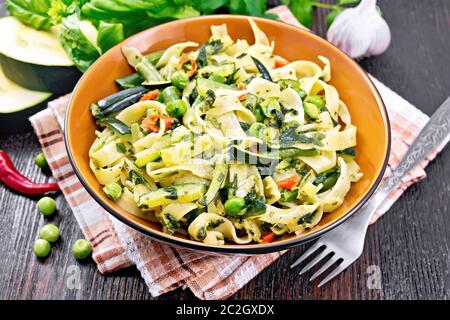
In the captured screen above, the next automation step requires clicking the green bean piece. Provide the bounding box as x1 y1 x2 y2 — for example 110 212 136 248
162 86 181 103
320 175 339 192
280 190 298 202
304 95 325 109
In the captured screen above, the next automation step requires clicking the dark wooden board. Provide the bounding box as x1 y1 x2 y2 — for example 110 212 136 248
0 0 449 300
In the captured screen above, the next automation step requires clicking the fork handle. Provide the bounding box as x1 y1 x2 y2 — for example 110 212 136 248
361 97 450 222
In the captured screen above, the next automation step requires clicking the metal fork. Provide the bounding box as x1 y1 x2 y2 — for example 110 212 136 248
291 97 450 287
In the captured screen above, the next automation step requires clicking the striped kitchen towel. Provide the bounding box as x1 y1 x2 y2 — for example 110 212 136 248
29 6 449 300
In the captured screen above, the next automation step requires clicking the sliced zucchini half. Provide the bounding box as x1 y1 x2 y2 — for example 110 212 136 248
0 66 52 133
0 17 81 94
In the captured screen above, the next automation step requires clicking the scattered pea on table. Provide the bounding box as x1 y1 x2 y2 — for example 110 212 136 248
72 239 93 260
34 152 48 168
39 224 60 243
33 239 51 258
38 196 56 216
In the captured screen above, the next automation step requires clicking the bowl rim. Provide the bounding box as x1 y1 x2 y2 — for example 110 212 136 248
65 14 391 254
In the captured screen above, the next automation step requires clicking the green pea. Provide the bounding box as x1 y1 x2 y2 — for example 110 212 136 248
103 183 122 200
224 196 246 215
39 224 60 243
170 70 189 90
33 239 51 258
166 99 188 117
38 196 56 216
72 239 93 260
35 152 47 168
304 95 325 109
248 122 268 140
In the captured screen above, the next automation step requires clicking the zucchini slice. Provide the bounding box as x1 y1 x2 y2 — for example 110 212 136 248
0 66 52 133
0 17 81 94
138 184 207 208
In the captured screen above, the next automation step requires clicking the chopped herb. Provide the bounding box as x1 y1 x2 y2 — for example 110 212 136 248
189 87 199 105
244 189 267 216
280 126 325 147
206 39 223 54
163 186 178 200
239 121 250 131
208 219 224 229
314 167 340 192
129 170 146 185
225 66 240 85
205 89 216 107
196 46 208 68
261 222 272 232
197 227 207 240
163 214 180 234
298 210 317 226
236 53 247 59
185 208 202 224
337 147 356 157
116 143 126 153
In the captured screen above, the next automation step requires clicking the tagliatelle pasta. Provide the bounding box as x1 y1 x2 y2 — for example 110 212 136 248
88 19 362 245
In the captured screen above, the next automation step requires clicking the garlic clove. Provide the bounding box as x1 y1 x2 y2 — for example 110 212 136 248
327 0 391 59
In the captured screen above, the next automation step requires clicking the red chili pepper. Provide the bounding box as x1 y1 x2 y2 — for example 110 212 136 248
260 231 275 243
179 56 198 77
276 175 299 190
139 89 159 102
142 115 175 132
274 59 288 68
0 150 60 195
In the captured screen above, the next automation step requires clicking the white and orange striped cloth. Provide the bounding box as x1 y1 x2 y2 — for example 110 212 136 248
29 6 448 299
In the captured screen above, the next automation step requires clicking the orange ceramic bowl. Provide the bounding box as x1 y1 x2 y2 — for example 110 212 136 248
65 15 390 254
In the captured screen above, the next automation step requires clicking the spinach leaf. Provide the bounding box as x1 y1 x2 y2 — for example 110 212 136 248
288 0 314 28
196 46 208 68
6 0 52 30
115 142 126 154
244 189 267 216
59 13 100 72
279 126 325 147
163 214 180 234
163 186 178 200
97 21 124 53
206 39 223 54
193 0 227 14
129 170 146 185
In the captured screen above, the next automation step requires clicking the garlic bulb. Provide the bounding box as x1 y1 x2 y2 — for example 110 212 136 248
327 0 391 59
